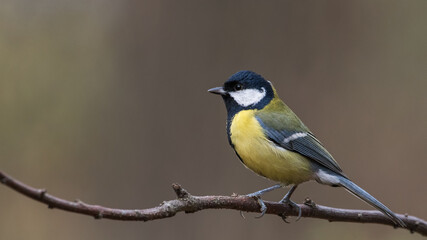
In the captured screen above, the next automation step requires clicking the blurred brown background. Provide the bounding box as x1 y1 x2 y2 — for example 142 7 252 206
1 0 426 239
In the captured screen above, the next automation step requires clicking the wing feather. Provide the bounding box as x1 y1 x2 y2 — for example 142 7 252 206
255 115 344 176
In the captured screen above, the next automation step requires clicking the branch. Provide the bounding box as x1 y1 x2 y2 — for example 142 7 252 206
1 170 425 236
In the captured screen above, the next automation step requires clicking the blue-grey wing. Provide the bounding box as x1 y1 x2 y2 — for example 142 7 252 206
256 116 344 176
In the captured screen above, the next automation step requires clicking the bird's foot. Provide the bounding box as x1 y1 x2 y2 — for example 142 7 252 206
279 198 302 221
241 184 282 219
247 193 268 218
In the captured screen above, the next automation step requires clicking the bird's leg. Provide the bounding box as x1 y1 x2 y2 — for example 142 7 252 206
247 184 282 197
279 185 302 221
245 184 282 218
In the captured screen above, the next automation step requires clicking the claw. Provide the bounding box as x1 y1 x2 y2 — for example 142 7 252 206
296 205 302 221
280 199 302 221
279 185 302 221
280 214 291 223
254 197 267 218
247 195 268 218
245 184 282 219
239 211 246 219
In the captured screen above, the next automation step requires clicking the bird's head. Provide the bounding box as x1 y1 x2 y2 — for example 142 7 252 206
208 71 275 116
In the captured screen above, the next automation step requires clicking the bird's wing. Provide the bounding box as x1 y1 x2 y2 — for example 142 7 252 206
255 113 344 176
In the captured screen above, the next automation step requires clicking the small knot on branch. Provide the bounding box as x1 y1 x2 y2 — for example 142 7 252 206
38 189 47 199
74 199 87 208
0 176 7 184
172 183 190 199
94 212 103 220
304 198 316 207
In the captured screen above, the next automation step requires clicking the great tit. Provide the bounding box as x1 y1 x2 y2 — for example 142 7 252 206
208 70 405 227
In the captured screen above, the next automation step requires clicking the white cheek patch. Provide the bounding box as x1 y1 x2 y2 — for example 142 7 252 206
229 87 266 107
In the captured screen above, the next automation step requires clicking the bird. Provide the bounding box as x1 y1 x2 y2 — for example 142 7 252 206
208 70 406 227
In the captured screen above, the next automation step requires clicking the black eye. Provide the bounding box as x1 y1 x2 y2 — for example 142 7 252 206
234 84 243 91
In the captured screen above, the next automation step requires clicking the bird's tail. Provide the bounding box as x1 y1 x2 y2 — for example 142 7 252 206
337 176 406 227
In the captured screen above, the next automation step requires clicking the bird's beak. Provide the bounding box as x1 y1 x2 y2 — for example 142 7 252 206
208 87 227 95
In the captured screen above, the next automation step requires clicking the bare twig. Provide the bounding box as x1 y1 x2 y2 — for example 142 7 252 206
0 170 425 236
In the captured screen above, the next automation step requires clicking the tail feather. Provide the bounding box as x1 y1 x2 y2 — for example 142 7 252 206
338 176 406 227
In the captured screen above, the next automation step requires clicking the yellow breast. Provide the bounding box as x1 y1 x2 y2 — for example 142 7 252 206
229 110 313 185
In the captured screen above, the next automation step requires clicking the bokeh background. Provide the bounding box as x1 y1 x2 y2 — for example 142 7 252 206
1 1 426 239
